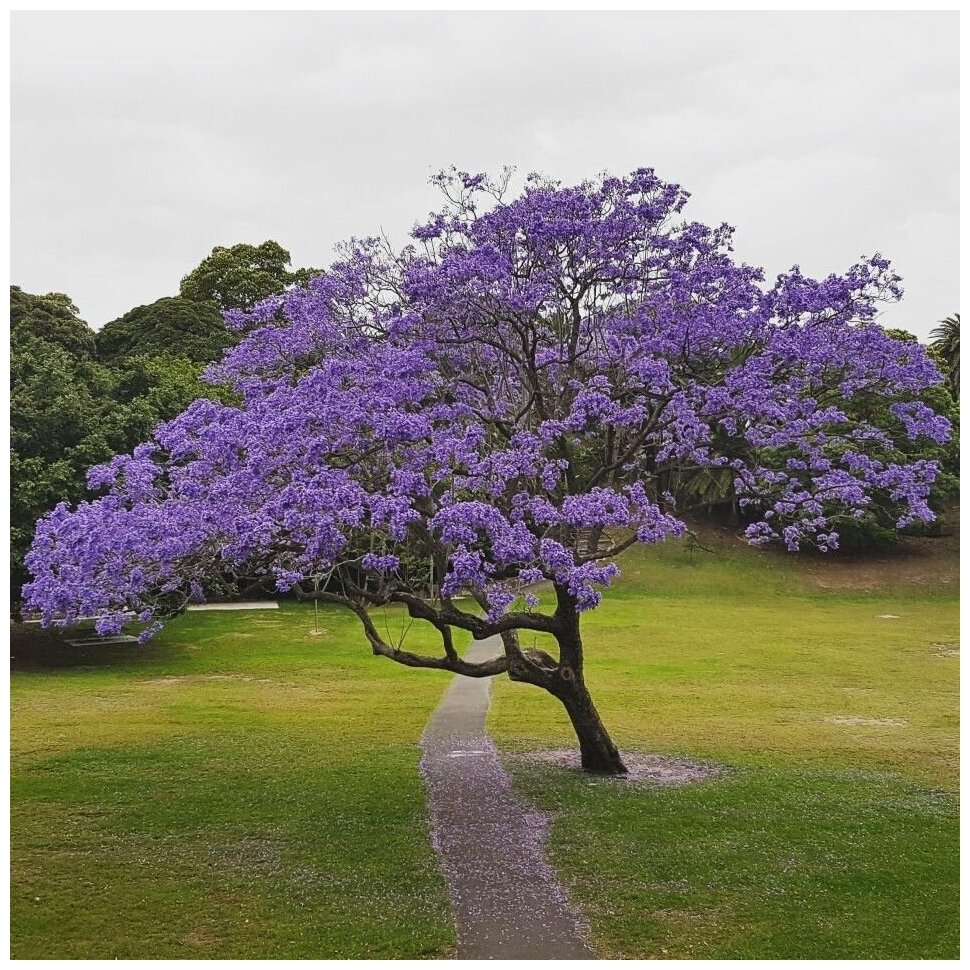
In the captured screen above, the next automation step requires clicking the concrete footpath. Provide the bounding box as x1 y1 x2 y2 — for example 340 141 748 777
419 636 595 960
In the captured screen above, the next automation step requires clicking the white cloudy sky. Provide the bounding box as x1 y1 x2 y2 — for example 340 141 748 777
11 11 959 338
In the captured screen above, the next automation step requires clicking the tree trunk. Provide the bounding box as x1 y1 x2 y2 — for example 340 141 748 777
552 585 627 775
504 595 628 776
557 674 628 775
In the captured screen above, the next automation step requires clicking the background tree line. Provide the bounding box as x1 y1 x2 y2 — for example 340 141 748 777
9 238 959 605
10 242 318 602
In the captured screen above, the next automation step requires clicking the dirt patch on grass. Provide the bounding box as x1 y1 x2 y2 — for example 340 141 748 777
180 929 221 949
140 674 298 690
511 749 721 786
826 715 908 728
793 512 959 593
207 836 286 878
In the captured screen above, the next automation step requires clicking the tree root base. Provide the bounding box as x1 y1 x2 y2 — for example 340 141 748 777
511 749 722 786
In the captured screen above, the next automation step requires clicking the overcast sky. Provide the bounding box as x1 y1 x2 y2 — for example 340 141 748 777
11 11 959 339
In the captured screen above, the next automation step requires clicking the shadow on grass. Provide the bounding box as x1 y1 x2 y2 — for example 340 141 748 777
10 624 177 673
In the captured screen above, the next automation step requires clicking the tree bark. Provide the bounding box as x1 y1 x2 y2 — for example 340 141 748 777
556 674 627 775
504 589 628 776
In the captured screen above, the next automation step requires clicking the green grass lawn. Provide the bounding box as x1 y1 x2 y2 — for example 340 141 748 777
489 537 959 959
10 533 959 959
10 606 462 959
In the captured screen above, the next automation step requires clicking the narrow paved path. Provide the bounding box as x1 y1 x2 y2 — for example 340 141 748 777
420 636 595 960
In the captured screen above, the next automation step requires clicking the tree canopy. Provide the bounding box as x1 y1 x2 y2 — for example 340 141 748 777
11 286 97 358
96 297 233 364
23 169 951 772
179 240 320 312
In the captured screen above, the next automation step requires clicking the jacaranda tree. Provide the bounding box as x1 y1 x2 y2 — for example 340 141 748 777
24 168 951 774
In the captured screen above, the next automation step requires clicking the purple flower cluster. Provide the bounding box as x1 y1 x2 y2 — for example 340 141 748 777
23 168 949 639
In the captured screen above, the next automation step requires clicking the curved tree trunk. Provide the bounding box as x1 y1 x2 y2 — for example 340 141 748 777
503 584 628 776
556 673 627 774
508 656 628 775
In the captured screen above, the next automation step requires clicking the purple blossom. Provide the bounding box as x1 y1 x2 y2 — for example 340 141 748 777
360 553 401 574
22 167 948 640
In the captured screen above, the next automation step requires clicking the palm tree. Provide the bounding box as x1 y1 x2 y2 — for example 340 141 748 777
929 313 960 398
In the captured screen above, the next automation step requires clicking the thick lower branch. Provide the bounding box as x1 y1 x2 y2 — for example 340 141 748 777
313 589 507 678
315 588 624 773
369 638 508 677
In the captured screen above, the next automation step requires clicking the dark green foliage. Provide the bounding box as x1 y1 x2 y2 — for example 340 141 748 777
10 286 96 358
929 313 959 398
96 297 232 364
10 289 107 598
11 249 321 603
179 240 321 312
11 246 306 604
